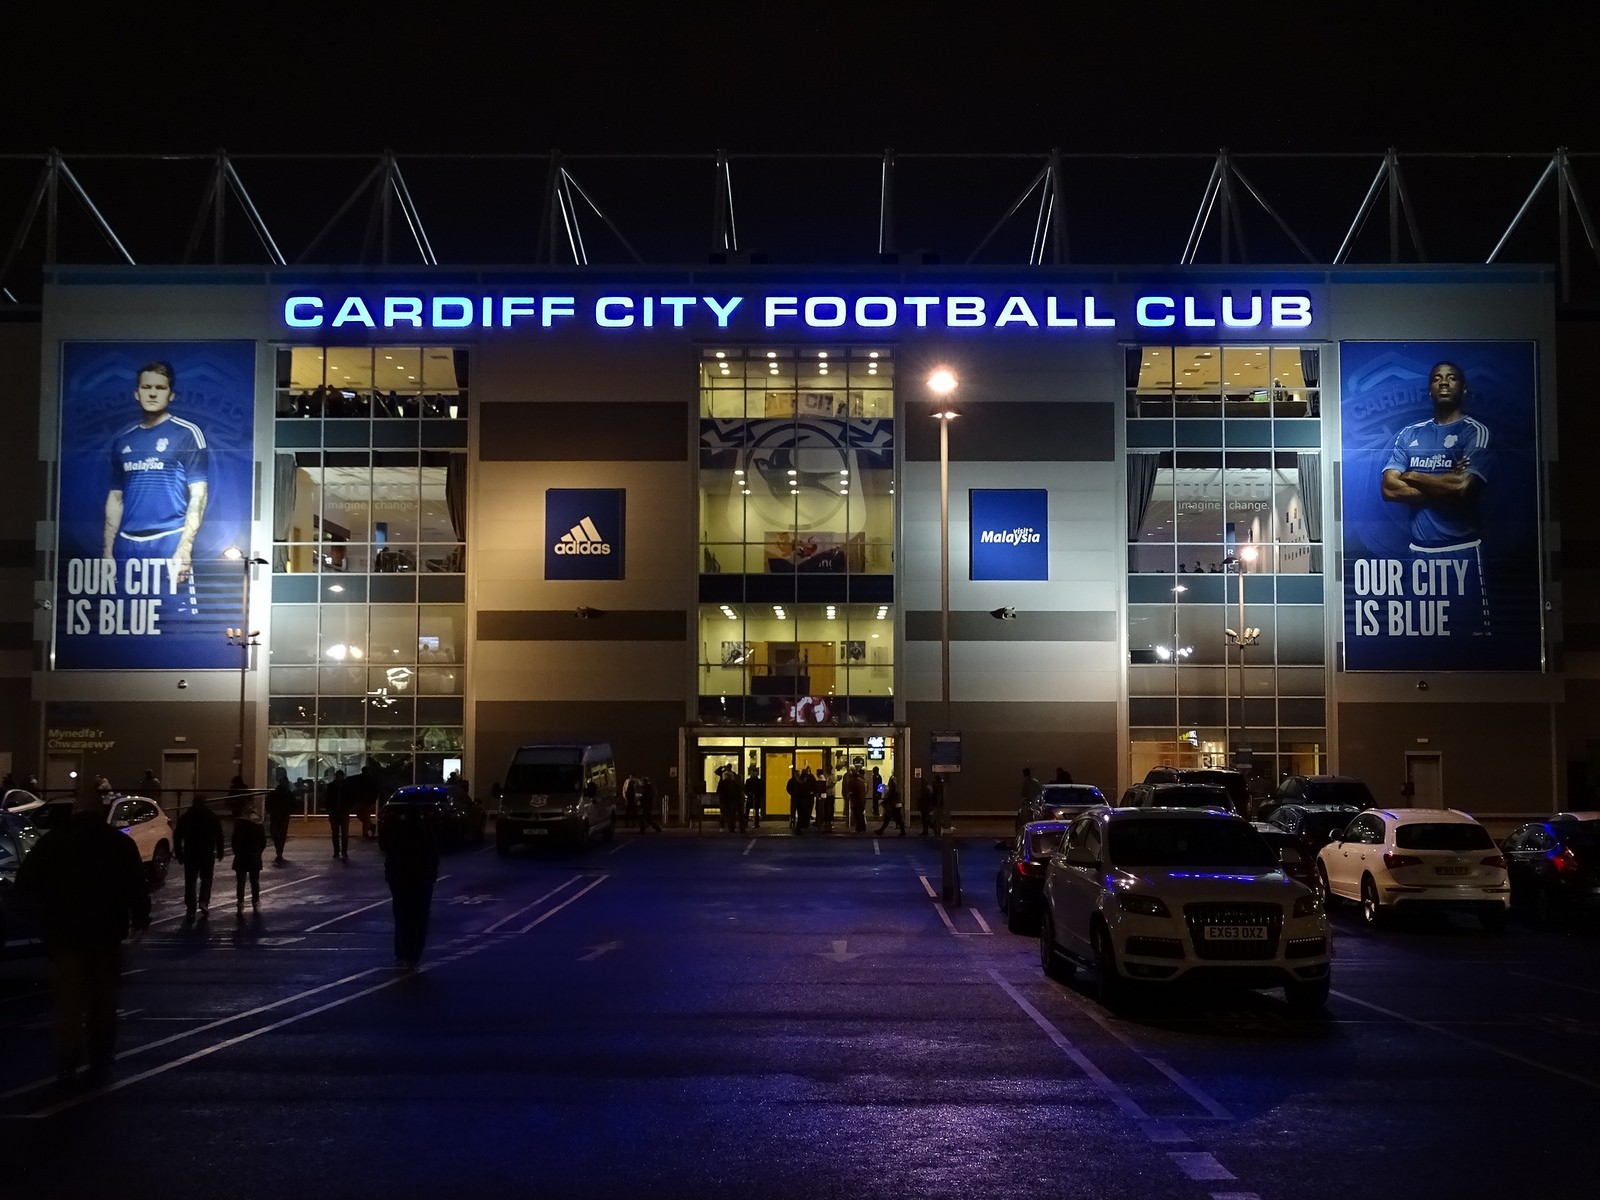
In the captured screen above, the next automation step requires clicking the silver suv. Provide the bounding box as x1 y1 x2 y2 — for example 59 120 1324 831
1039 808 1331 1012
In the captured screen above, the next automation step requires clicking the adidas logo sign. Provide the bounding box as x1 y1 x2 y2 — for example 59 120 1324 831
554 517 612 555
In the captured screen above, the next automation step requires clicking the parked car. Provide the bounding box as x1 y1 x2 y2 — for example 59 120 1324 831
1266 803 1362 852
1017 783 1107 832
1501 819 1600 923
1551 811 1600 822
1118 782 1235 813
996 820 1071 933
379 786 487 848
1262 775 1376 822
108 795 174 885
1039 808 1330 1013
1251 823 1319 892
1316 808 1508 929
0 822 42 955
1142 767 1248 816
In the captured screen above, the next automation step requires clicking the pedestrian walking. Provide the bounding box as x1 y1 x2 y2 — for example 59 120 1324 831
844 768 868 833
354 761 380 840
380 795 441 970
1019 766 1042 815
138 768 161 798
917 777 938 835
266 771 294 864
744 763 764 828
231 800 267 912
623 772 641 823
794 767 816 833
875 776 907 836
15 781 151 1085
173 796 225 918
818 769 836 833
870 767 884 818
637 776 662 832
717 766 744 833
326 769 350 860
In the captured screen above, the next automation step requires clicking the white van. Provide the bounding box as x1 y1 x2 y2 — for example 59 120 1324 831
497 742 618 852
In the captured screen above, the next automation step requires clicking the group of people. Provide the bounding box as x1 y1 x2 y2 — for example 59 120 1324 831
704 763 931 837
622 772 664 833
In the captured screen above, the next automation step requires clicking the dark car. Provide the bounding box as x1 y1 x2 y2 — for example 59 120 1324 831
1142 767 1247 816
0 811 43 956
1501 820 1600 923
379 786 487 848
1267 803 1362 852
996 820 1070 933
1017 783 1107 832
1252 822 1319 892
1264 775 1376 821
1119 782 1235 813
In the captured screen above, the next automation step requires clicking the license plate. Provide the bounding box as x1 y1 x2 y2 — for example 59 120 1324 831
1435 865 1470 876
1203 925 1267 941
526 828 549 837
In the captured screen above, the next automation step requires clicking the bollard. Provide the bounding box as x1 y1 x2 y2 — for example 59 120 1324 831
940 821 961 905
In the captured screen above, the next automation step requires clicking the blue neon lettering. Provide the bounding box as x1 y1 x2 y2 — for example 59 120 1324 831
766 296 799 326
805 296 847 327
382 297 423 327
428 297 473 328
1084 296 1115 327
1183 297 1216 327
994 296 1038 327
332 296 376 328
1222 293 1263 328
1272 294 1312 328
1136 296 1176 327
904 296 939 327
660 296 696 326
285 297 324 328
643 297 655 327
542 296 576 326
499 297 537 327
855 296 896 327
947 296 985 326
596 296 634 327
703 295 743 327
1046 296 1078 327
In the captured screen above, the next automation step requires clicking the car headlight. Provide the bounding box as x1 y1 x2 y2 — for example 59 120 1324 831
1292 892 1323 918
1116 892 1170 918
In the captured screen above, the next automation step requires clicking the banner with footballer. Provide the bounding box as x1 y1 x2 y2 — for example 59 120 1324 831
55 341 256 670
1339 340 1540 672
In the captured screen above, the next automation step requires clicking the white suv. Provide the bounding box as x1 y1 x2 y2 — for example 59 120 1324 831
1039 808 1331 1013
1316 808 1508 929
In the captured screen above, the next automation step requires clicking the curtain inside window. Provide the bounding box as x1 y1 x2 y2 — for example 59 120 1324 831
1296 452 1323 543
1299 348 1320 387
446 453 468 542
272 454 298 571
1127 453 1161 540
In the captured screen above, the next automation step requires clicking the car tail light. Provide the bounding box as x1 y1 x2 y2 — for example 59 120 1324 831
1382 852 1423 871
1550 847 1578 875
1017 859 1045 878
1479 854 1507 870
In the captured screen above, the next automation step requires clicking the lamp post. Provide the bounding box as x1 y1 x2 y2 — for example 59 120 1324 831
1224 546 1261 768
927 368 958 894
223 548 267 787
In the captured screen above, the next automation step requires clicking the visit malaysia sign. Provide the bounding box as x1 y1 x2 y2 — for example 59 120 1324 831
969 489 1049 581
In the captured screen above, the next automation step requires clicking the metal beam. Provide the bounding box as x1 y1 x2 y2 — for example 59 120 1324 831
56 156 135 264
966 161 1050 264
1488 153 1558 263
1181 158 1224 264
296 157 386 264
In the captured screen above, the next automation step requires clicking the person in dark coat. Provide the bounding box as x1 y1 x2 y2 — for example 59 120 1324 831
917 777 938 835
716 767 744 833
173 797 225 917
231 801 267 912
15 782 151 1083
266 772 295 864
843 768 869 833
325 769 350 860
744 764 764 828
354 762 380 840
794 768 815 833
380 799 441 970
637 776 662 833
875 776 907 836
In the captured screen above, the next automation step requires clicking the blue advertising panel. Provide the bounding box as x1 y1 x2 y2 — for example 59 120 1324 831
1339 341 1540 671
55 342 256 670
969 489 1049 581
545 488 626 580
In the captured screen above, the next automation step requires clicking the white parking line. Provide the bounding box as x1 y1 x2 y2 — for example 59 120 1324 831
302 875 451 933
150 874 323 927
742 838 756 856
482 876 584 934
1332 988 1600 1092
931 903 958 933
1169 1152 1234 1181
1511 971 1600 998
917 874 938 899
968 908 992 934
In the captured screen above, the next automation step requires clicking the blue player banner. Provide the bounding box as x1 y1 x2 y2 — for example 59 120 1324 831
55 342 257 670
1339 341 1541 672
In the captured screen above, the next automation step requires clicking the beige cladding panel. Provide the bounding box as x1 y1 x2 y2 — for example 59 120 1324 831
475 640 687 704
474 337 692 405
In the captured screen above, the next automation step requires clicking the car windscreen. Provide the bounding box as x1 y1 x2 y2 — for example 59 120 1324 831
1552 824 1600 850
1039 786 1103 806
1107 819 1277 868
504 763 584 794
1149 786 1229 809
1027 828 1067 858
1304 781 1376 808
1298 811 1355 841
1394 823 1495 851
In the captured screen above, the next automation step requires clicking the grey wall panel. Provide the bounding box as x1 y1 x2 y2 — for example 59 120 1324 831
479 401 689 461
475 699 684 801
905 609 1116 643
904 401 1115 462
479 610 686 642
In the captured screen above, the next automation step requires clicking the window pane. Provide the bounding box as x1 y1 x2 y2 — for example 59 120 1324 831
270 606 318 664
419 606 464 662
369 605 418 663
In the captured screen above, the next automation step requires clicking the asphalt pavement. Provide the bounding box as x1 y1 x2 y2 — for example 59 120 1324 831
2 819 1598 1199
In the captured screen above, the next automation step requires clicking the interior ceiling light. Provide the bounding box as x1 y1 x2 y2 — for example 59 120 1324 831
868 351 879 359
714 351 726 359
817 351 828 359
767 351 777 359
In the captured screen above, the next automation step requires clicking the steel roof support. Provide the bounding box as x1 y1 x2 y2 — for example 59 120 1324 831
561 169 643 264
295 157 386 265
1181 157 1224 264
966 159 1051 264
712 150 738 253
878 148 895 258
223 157 286 265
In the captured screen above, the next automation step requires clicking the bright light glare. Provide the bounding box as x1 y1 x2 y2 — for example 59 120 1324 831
926 368 958 396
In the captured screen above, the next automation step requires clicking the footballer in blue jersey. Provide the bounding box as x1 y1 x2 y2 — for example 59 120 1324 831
102 362 209 615
1381 361 1491 633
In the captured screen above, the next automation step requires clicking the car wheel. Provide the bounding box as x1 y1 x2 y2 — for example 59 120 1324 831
1360 875 1386 928
1284 976 1331 1014
1316 862 1335 906
995 872 1009 914
1039 910 1074 981
1480 906 1509 932
1006 892 1032 935
1093 922 1131 1013
149 841 172 886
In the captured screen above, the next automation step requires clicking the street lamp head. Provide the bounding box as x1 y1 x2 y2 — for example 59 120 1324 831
926 367 958 397
1225 628 1238 639
222 546 243 561
1240 545 1258 563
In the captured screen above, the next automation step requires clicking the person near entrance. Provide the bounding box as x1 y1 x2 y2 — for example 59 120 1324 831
817 769 836 833
793 768 815 833
173 795 225 917
266 770 294 864
744 764 764 828
917 776 938 835
870 767 884 818
716 766 744 833
380 791 442 971
875 775 906 836
326 769 350 860
1019 766 1042 813
843 768 868 833
637 776 662 832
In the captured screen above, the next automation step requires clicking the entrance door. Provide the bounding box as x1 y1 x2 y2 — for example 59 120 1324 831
766 751 794 817
162 750 199 815
46 754 81 800
1405 752 1444 808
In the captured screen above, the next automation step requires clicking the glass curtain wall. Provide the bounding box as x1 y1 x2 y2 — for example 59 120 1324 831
697 347 895 726
1125 345 1327 787
266 346 469 796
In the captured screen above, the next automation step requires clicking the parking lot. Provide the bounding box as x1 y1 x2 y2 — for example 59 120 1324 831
3 821 1598 1200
